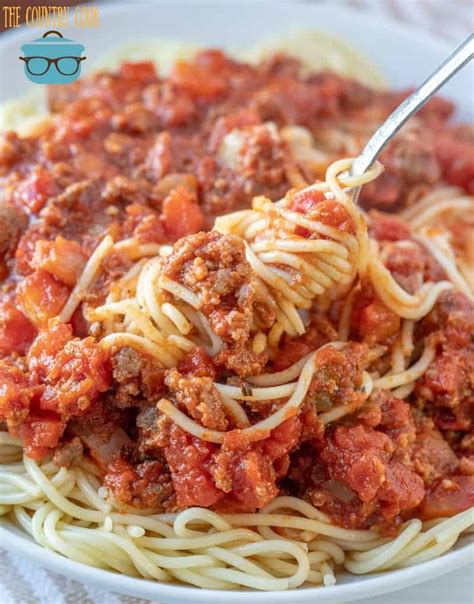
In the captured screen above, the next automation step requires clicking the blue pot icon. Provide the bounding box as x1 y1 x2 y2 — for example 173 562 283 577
20 30 86 85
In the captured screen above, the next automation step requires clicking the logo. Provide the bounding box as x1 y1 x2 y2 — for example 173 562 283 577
19 30 86 84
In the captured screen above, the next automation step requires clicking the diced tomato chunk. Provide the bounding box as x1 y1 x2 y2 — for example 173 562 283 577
161 186 204 240
273 341 312 372
195 49 231 71
1 318 110 459
171 60 228 99
124 203 167 244
104 457 172 508
291 188 325 212
32 236 86 286
378 462 427 520
322 425 392 501
322 423 425 516
423 353 466 396
264 417 302 460
0 300 36 356
178 347 216 379
231 448 278 509
420 475 474 520
118 61 157 82
209 109 261 151
351 288 400 344
273 320 334 372
291 189 354 233
313 200 355 231
0 361 30 425
124 202 155 230
28 320 73 382
15 168 55 214
134 213 166 244
28 417 63 448
55 115 94 141
164 424 223 507
27 320 111 420
412 422 458 484
16 269 70 328
19 415 64 460
40 337 111 416
15 228 43 276
355 299 401 343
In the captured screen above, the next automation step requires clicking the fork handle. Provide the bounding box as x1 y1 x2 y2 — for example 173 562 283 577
350 34 474 199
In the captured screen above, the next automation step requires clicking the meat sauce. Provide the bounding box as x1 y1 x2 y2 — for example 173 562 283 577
1 52 473 530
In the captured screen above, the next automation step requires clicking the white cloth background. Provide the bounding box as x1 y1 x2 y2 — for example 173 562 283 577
1 1 473 602
333 0 474 43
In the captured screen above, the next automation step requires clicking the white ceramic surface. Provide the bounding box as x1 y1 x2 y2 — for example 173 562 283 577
0 2 473 602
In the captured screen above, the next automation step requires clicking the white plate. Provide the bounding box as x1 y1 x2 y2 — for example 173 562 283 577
0 2 473 602
1 517 473 604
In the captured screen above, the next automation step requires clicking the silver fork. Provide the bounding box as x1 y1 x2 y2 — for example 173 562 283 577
350 33 474 204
